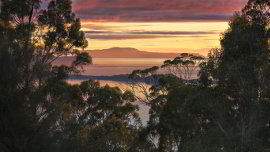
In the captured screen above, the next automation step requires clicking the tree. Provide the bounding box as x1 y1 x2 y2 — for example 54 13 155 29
56 80 141 152
161 53 204 81
0 1 144 151
0 0 91 151
128 54 206 152
128 0 270 151
198 0 270 151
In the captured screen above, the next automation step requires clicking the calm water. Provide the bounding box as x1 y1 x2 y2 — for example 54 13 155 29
56 57 199 77
83 58 169 76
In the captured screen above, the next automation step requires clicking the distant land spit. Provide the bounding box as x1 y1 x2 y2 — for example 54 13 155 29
68 74 199 84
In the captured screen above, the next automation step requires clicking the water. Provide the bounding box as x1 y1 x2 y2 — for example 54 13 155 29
83 58 169 76
55 57 199 78
55 57 170 75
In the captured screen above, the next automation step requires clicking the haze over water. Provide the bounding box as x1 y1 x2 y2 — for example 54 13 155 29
83 58 168 76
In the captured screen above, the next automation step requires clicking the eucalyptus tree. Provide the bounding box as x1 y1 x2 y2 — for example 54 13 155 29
128 0 270 151
0 0 91 151
55 80 142 152
128 53 206 152
198 0 270 151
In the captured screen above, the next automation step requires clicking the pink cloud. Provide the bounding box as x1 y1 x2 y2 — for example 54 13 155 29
72 0 248 22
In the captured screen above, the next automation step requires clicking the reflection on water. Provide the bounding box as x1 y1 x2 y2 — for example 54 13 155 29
68 80 150 125
55 57 170 76
83 58 168 76
92 58 167 66
55 58 199 78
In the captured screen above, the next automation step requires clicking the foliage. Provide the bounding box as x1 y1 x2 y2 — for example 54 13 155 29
197 0 270 151
128 0 270 151
55 80 141 152
0 0 89 151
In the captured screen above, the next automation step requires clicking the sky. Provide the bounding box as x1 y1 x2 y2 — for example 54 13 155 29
72 0 248 55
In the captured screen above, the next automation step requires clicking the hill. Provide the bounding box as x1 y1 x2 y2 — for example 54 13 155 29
87 47 183 58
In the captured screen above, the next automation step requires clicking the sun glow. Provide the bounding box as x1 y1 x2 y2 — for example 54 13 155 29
81 21 228 55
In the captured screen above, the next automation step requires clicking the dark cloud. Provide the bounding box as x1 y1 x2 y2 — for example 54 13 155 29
84 31 113 34
129 31 218 35
85 35 206 40
82 24 151 31
84 30 211 40
72 0 247 22
85 34 176 40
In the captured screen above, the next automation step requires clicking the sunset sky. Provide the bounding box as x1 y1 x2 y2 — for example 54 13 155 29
72 0 248 55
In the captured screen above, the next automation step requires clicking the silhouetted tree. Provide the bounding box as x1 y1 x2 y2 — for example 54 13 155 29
129 0 269 151
198 0 270 151
54 80 141 152
0 0 143 152
0 0 91 151
129 54 205 152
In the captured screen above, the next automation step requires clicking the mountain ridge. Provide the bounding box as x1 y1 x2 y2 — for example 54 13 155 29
86 47 198 58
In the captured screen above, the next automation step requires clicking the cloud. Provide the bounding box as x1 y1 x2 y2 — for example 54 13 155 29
72 0 248 22
82 24 151 31
84 30 213 40
84 30 218 35
85 34 206 40
128 31 218 35
85 34 176 40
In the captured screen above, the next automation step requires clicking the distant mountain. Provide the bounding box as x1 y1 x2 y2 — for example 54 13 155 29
87 47 183 58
